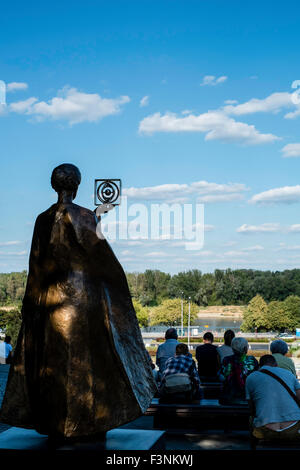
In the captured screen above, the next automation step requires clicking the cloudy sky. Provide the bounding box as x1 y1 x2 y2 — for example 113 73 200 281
1 1 300 274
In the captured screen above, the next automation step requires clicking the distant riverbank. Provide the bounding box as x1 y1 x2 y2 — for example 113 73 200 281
197 305 245 319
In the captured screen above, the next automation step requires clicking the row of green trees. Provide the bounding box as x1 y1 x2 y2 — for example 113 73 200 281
2 294 299 344
1 270 300 338
135 294 300 332
0 309 22 347
241 295 300 332
0 271 27 305
1 287 300 342
2 268 300 307
127 268 300 306
133 298 199 328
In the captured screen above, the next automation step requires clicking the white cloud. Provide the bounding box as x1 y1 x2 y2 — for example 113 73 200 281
140 95 149 107
276 244 300 251
224 99 238 105
194 250 215 257
197 193 243 203
10 97 38 114
281 143 300 158
0 250 27 256
223 92 294 116
224 250 246 257
251 185 300 204
222 241 237 247
9 87 130 124
284 109 300 119
6 82 28 92
0 241 22 246
195 224 215 232
121 250 133 256
237 223 281 233
145 251 170 258
139 111 278 145
123 180 247 202
200 75 228 86
287 225 300 233
127 241 145 246
119 256 136 263
242 245 264 251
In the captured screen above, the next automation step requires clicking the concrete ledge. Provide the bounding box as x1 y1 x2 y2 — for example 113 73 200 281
0 426 165 451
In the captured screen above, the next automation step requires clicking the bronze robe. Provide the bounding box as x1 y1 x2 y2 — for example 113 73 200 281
0 202 156 438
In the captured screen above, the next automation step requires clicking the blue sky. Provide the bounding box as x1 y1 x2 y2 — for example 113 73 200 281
1 0 300 274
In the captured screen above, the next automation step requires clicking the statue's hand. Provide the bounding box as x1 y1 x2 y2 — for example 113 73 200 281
94 204 115 222
96 204 115 216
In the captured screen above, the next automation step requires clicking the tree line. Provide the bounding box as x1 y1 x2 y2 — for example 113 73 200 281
241 294 300 332
0 269 300 341
0 271 27 305
127 268 300 306
2 268 300 307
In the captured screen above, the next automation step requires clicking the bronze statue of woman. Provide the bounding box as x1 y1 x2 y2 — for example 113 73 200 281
0 163 156 439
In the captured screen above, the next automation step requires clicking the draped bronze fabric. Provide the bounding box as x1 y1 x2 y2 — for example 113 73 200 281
0 202 156 438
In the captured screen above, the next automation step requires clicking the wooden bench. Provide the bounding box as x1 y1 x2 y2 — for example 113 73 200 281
145 398 250 431
200 382 222 399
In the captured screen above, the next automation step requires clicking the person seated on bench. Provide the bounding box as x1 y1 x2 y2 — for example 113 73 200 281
246 354 300 441
196 332 220 382
159 343 202 402
156 328 179 382
0 336 13 365
219 337 258 405
218 329 235 364
270 339 297 376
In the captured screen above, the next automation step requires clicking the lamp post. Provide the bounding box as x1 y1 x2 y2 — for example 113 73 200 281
181 292 184 338
188 296 191 349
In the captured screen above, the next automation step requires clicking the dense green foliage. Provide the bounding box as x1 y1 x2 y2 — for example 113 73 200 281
0 309 22 347
241 294 300 332
149 298 198 326
127 270 171 306
0 271 26 305
1 268 300 333
132 299 149 328
2 268 300 307
127 268 300 306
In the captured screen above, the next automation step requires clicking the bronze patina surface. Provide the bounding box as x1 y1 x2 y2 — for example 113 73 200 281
0 164 156 438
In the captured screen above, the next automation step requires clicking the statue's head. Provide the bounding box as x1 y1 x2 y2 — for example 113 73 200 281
51 164 81 201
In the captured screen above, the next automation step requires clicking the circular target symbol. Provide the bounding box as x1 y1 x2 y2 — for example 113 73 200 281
97 181 120 204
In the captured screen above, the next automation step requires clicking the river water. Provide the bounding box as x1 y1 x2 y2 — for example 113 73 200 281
142 316 243 335
193 316 243 333
142 316 272 351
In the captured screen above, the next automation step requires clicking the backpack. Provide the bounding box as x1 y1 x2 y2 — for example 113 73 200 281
163 373 192 394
